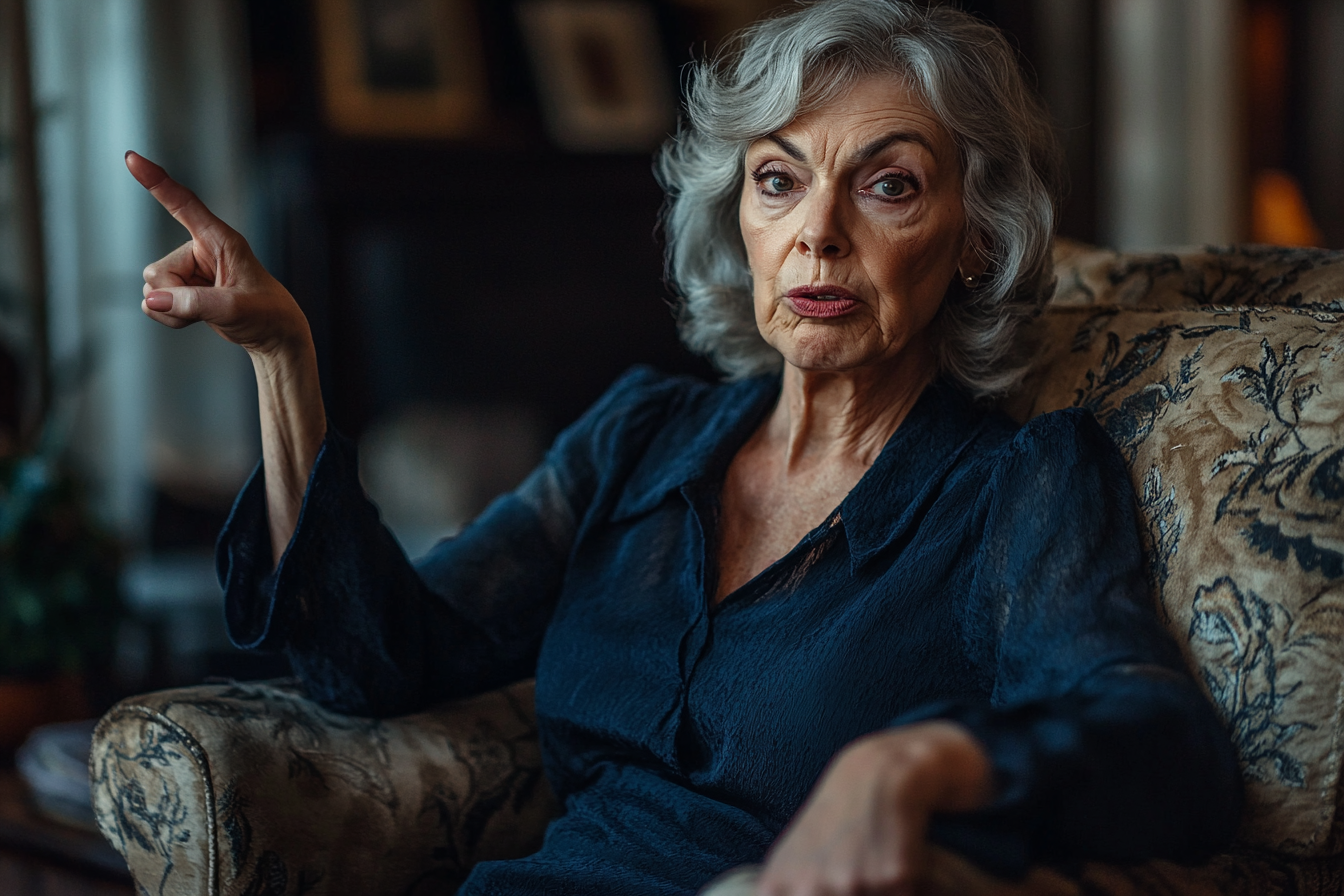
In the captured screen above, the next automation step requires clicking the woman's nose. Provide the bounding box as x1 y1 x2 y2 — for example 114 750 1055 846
795 190 850 259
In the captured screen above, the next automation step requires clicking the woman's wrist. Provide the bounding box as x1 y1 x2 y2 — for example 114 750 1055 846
844 721 994 815
243 302 315 365
757 721 995 894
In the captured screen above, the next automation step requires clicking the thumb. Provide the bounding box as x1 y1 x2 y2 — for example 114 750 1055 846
142 285 233 329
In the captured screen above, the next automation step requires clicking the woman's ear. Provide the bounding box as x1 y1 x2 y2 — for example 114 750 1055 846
957 237 988 283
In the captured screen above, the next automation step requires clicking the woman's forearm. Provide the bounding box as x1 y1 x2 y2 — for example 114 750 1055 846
250 332 327 567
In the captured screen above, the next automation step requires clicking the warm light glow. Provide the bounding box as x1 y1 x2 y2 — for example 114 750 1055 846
1251 169 1325 247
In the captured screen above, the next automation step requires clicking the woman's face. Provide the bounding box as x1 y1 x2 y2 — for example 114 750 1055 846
739 76 979 374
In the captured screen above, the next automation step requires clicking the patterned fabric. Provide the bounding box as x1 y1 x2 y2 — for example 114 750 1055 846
89 678 557 896
91 243 1344 895
1050 241 1344 311
1006 242 1344 859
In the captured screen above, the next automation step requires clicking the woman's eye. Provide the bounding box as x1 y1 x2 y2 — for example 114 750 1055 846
871 177 910 198
761 173 796 193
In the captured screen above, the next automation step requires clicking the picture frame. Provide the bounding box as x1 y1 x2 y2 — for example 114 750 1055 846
313 0 487 139
516 0 675 152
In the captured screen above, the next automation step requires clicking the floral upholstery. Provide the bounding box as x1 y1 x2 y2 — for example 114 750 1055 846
89 678 557 895
1049 242 1344 311
1013 242 1344 858
90 243 1344 895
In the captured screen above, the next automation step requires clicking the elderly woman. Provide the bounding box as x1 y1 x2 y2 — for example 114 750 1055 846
125 1 1240 893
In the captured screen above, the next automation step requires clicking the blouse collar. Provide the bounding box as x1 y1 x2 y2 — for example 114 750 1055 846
611 372 995 569
839 378 991 568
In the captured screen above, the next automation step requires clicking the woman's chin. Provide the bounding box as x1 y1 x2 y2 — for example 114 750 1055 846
769 329 890 374
777 344 875 374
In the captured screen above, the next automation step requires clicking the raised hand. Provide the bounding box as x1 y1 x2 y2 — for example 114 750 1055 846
127 151 326 564
127 150 306 357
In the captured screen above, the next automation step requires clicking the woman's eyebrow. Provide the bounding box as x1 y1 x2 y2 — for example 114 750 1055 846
759 130 936 165
851 131 935 163
764 133 807 161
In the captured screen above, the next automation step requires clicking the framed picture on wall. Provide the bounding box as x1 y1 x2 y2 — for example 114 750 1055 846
314 0 487 139
516 0 675 152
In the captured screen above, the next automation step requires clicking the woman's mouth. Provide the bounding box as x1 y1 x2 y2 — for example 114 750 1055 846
785 286 859 318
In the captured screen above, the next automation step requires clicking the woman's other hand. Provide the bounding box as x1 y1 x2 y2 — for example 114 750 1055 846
127 150 306 357
756 722 992 896
126 150 326 565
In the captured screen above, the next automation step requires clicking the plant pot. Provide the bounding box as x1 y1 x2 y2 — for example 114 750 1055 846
0 674 89 752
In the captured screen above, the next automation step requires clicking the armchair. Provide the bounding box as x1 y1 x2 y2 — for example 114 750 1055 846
90 243 1344 895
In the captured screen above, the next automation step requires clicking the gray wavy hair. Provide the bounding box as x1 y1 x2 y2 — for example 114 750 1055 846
655 0 1062 397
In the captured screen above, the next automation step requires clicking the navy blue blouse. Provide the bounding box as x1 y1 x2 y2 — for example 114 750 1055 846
218 367 1241 895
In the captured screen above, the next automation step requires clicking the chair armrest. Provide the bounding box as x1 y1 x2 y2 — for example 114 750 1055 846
90 678 559 896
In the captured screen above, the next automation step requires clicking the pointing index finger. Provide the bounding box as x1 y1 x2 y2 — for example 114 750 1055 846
124 150 225 241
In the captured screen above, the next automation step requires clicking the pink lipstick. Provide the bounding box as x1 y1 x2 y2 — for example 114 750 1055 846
785 285 859 318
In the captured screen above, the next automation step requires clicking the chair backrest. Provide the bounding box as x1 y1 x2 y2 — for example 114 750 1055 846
1004 243 1344 858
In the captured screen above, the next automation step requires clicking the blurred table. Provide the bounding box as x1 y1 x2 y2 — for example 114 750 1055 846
0 769 131 895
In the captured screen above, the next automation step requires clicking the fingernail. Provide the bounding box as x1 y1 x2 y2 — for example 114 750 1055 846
125 150 134 159
145 291 173 311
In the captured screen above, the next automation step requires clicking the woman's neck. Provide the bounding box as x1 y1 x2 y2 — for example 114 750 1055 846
767 342 936 474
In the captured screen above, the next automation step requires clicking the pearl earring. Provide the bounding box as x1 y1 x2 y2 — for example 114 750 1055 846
959 266 979 288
